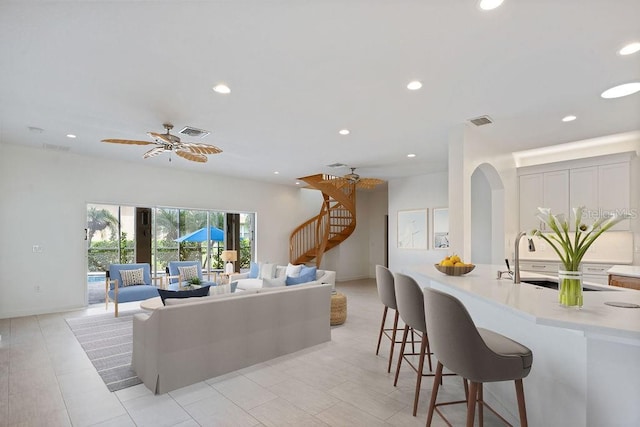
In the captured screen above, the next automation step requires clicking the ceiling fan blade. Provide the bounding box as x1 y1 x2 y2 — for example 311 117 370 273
176 149 208 163
148 132 173 144
142 146 166 159
102 138 155 146
181 142 223 155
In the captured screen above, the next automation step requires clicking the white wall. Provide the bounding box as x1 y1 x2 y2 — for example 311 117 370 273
0 144 377 318
388 172 449 273
471 167 492 264
321 188 388 281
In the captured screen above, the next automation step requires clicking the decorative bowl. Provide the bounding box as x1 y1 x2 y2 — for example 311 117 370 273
434 264 475 276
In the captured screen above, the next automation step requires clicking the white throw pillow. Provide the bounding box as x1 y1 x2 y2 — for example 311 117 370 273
120 268 144 287
263 276 287 288
258 263 277 279
178 265 199 281
285 263 303 278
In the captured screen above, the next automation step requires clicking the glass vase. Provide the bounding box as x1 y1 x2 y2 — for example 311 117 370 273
558 270 583 309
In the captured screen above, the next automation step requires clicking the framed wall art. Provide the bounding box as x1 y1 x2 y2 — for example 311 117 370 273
397 209 428 249
432 207 450 249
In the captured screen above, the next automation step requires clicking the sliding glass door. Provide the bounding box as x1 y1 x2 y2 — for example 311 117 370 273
86 203 255 305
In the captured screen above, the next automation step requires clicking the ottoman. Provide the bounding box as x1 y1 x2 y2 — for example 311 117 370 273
330 292 347 325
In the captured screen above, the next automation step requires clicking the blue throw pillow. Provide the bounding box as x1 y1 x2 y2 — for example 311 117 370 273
286 266 317 285
248 262 259 279
157 285 210 305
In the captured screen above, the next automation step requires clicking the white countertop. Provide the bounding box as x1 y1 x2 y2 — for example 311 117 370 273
608 265 640 279
407 263 640 343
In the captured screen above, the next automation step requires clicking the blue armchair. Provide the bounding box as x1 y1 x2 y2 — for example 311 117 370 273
167 260 216 290
106 263 163 317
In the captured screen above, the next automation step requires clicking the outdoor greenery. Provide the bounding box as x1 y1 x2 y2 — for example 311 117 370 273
88 205 254 273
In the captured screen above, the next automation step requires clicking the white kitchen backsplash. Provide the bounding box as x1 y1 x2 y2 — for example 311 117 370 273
517 231 634 264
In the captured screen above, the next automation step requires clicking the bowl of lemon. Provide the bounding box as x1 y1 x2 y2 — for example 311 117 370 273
435 255 475 276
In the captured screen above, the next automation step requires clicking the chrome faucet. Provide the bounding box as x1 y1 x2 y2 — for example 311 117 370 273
514 231 536 284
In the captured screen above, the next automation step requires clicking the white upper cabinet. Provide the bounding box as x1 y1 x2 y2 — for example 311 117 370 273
570 166 598 227
519 170 569 231
598 162 630 230
518 152 634 232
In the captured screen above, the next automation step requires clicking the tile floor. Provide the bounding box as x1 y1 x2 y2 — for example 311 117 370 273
0 279 507 427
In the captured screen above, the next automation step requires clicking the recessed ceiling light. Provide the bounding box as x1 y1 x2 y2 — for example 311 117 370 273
407 153 416 158
601 82 640 99
619 42 640 56
407 81 422 90
295 181 301 185
338 129 350 135
561 115 577 122
479 0 504 10
66 134 77 138
212 84 231 94
274 171 279 175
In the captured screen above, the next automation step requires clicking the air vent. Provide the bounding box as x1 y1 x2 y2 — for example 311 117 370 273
327 163 347 168
469 115 493 126
178 126 210 138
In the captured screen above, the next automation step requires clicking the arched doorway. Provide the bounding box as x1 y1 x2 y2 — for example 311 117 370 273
470 163 505 264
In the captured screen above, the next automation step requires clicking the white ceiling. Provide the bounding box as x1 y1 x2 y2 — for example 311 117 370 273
1 1 639 186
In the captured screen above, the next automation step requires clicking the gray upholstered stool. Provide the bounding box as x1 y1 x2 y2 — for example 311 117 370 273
423 287 533 427
375 265 403 372
393 273 444 416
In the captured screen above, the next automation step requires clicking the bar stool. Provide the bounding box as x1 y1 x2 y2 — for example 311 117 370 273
375 265 403 372
423 287 533 427
392 273 438 416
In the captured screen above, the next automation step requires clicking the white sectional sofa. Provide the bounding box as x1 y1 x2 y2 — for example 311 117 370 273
132 283 332 394
230 263 336 291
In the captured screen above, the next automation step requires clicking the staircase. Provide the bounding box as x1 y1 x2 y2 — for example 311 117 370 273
290 174 356 268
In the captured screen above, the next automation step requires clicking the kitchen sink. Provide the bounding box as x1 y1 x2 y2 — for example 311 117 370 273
521 279 603 291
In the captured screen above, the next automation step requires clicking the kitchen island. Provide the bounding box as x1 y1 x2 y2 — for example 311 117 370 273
407 263 640 427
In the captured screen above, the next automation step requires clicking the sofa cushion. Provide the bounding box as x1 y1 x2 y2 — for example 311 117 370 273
157 285 211 305
121 268 145 287
248 262 259 278
286 263 303 278
235 278 263 290
263 276 286 288
108 285 159 303
258 263 277 279
286 266 317 285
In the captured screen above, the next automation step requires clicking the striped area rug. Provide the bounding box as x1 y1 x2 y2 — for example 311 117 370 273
66 310 144 392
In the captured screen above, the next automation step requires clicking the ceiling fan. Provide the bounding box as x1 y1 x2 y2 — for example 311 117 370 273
101 123 222 163
324 167 385 189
